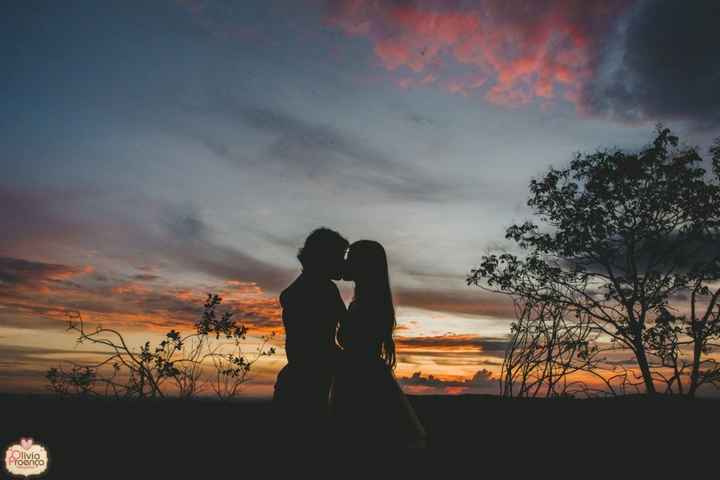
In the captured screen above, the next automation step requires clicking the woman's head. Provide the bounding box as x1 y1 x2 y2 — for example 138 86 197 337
343 240 397 369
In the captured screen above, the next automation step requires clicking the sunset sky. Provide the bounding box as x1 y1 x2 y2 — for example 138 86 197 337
2 0 719 397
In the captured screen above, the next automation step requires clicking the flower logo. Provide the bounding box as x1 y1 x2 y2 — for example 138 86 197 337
4 437 49 477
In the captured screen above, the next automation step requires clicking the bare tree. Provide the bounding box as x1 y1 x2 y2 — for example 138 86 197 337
500 296 643 398
46 293 276 400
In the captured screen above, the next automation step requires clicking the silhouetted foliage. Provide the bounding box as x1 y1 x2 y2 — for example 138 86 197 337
469 126 720 397
45 293 276 400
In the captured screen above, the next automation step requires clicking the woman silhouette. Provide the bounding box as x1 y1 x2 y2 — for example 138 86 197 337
330 240 427 448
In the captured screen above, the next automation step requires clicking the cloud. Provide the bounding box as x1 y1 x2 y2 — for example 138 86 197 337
398 368 498 394
326 0 632 108
395 287 516 318
157 207 294 292
132 274 160 281
0 344 120 393
0 256 282 335
193 98 465 202
581 0 720 127
0 187 93 258
395 334 507 375
0 185 294 295
0 344 113 364
0 257 88 289
396 334 508 355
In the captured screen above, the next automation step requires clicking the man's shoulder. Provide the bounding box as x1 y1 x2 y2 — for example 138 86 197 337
279 277 301 307
279 275 340 307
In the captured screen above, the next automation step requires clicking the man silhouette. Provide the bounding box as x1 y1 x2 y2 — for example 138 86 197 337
272 227 348 440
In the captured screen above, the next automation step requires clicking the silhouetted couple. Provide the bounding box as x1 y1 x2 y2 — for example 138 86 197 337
272 227 426 448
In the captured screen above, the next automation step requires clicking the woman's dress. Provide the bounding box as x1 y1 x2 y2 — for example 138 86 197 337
330 301 426 447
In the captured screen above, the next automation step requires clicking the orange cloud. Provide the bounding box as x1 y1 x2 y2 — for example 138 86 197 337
0 257 282 336
398 369 497 395
327 0 633 108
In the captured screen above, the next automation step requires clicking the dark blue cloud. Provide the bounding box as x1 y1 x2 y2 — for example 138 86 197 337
584 0 720 128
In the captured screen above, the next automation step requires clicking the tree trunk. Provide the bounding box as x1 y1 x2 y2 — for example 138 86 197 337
633 345 657 396
688 338 702 398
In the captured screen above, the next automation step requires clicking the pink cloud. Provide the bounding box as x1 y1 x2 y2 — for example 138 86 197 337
326 0 634 109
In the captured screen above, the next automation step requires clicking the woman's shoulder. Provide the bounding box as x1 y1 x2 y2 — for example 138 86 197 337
343 301 365 330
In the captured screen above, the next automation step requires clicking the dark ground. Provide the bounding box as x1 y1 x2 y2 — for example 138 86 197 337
2 392 717 475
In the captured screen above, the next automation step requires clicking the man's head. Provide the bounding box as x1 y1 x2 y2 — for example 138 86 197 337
297 227 349 280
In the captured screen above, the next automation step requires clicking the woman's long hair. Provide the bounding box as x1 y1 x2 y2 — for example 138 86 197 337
348 240 397 369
